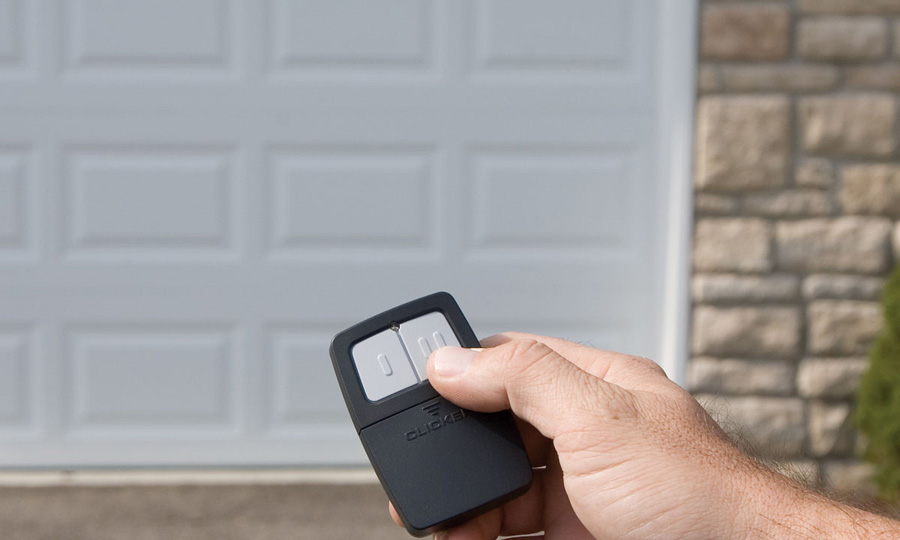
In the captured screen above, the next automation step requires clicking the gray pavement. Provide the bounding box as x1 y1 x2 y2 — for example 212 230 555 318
0 484 410 540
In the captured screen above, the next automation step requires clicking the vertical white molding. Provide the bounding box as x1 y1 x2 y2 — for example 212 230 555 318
656 0 698 385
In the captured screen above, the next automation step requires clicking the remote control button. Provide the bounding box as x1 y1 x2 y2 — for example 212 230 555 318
352 329 418 401
398 312 461 381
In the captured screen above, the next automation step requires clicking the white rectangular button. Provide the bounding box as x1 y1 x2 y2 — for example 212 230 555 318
398 312 461 380
351 329 418 402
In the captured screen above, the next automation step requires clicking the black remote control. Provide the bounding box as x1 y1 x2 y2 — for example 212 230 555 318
329 292 532 537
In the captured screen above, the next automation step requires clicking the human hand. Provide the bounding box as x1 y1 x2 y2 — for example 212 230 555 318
387 332 898 539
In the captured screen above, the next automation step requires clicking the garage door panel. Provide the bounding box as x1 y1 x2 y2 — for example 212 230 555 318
266 147 437 258
64 327 238 435
468 0 653 84
269 0 436 75
63 147 237 259
265 330 352 435
465 149 635 254
0 329 35 434
63 0 237 78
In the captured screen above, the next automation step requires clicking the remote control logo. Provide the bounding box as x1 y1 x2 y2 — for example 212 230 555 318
405 408 467 441
422 402 441 417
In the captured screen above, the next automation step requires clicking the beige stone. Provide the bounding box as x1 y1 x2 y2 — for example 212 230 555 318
841 165 900 218
743 189 831 217
701 5 790 60
696 395 806 458
798 0 900 14
696 97 790 191
688 358 795 396
799 95 896 157
797 358 869 399
692 306 801 358
802 275 885 301
776 217 893 274
693 218 772 272
809 402 856 457
721 65 839 91
692 274 799 304
896 20 900 58
797 17 887 61
894 222 900 260
808 301 882 356
846 65 900 89
822 461 877 496
698 65 720 93
694 193 740 215
796 159 834 188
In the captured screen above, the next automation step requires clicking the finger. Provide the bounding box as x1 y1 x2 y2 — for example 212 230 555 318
388 502 401 526
482 331 668 391
499 467 545 536
428 339 632 440
438 507 501 540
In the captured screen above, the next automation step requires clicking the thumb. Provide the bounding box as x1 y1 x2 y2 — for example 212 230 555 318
426 339 630 440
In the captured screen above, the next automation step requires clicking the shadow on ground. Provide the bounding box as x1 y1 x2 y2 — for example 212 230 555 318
0 484 409 540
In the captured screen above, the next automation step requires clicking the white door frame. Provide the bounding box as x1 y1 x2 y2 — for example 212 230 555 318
655 0 697 385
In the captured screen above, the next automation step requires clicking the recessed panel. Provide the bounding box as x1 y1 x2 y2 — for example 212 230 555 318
468 151 630 250
0 151 24 247
0 0 19 62
267 333 352 432
66 0 228 66
67 329 234 429
270 0 432 72
269 150 432 255
472 0 630 70
0 331 30 428
65 149 234 258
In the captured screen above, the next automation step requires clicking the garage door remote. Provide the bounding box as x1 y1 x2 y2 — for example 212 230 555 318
329 292 532 537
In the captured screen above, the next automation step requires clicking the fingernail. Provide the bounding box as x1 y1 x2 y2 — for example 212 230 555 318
432 347 479 378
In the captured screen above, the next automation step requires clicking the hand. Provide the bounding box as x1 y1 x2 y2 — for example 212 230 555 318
388 332 899 540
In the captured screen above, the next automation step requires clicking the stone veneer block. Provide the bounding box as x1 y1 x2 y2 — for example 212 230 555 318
846 65 900 89
688 358 795 396
894 222 900 260
692 306 800 358
796 358 869 399
796 159 835 188
809 402 856 458
798 0 900 14
701 5 790 60
693 218 772 273
720 65 839 92
841 165 900 218
808 301 882 356
696 395 806 458
743 189 831 217
694 193 740 216
695 97 790 192
692 274 799 304
822 461 877 496
799 95 896 157
698 65 720 93
776 217 892 274
802 275 885 301
797 17 888 61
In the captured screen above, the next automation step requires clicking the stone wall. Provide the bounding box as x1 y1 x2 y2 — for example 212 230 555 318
691 0 900 495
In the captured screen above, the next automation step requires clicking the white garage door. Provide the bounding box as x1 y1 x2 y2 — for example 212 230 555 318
0 0 696 467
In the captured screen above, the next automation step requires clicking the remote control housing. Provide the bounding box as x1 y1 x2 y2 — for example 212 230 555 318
329 292 532 537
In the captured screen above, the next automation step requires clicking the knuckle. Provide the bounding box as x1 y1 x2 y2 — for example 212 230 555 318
503 339 557 374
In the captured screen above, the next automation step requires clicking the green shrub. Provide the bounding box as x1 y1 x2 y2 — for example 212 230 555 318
856 265 900 500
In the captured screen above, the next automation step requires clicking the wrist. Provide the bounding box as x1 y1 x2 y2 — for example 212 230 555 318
733 466 895 540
